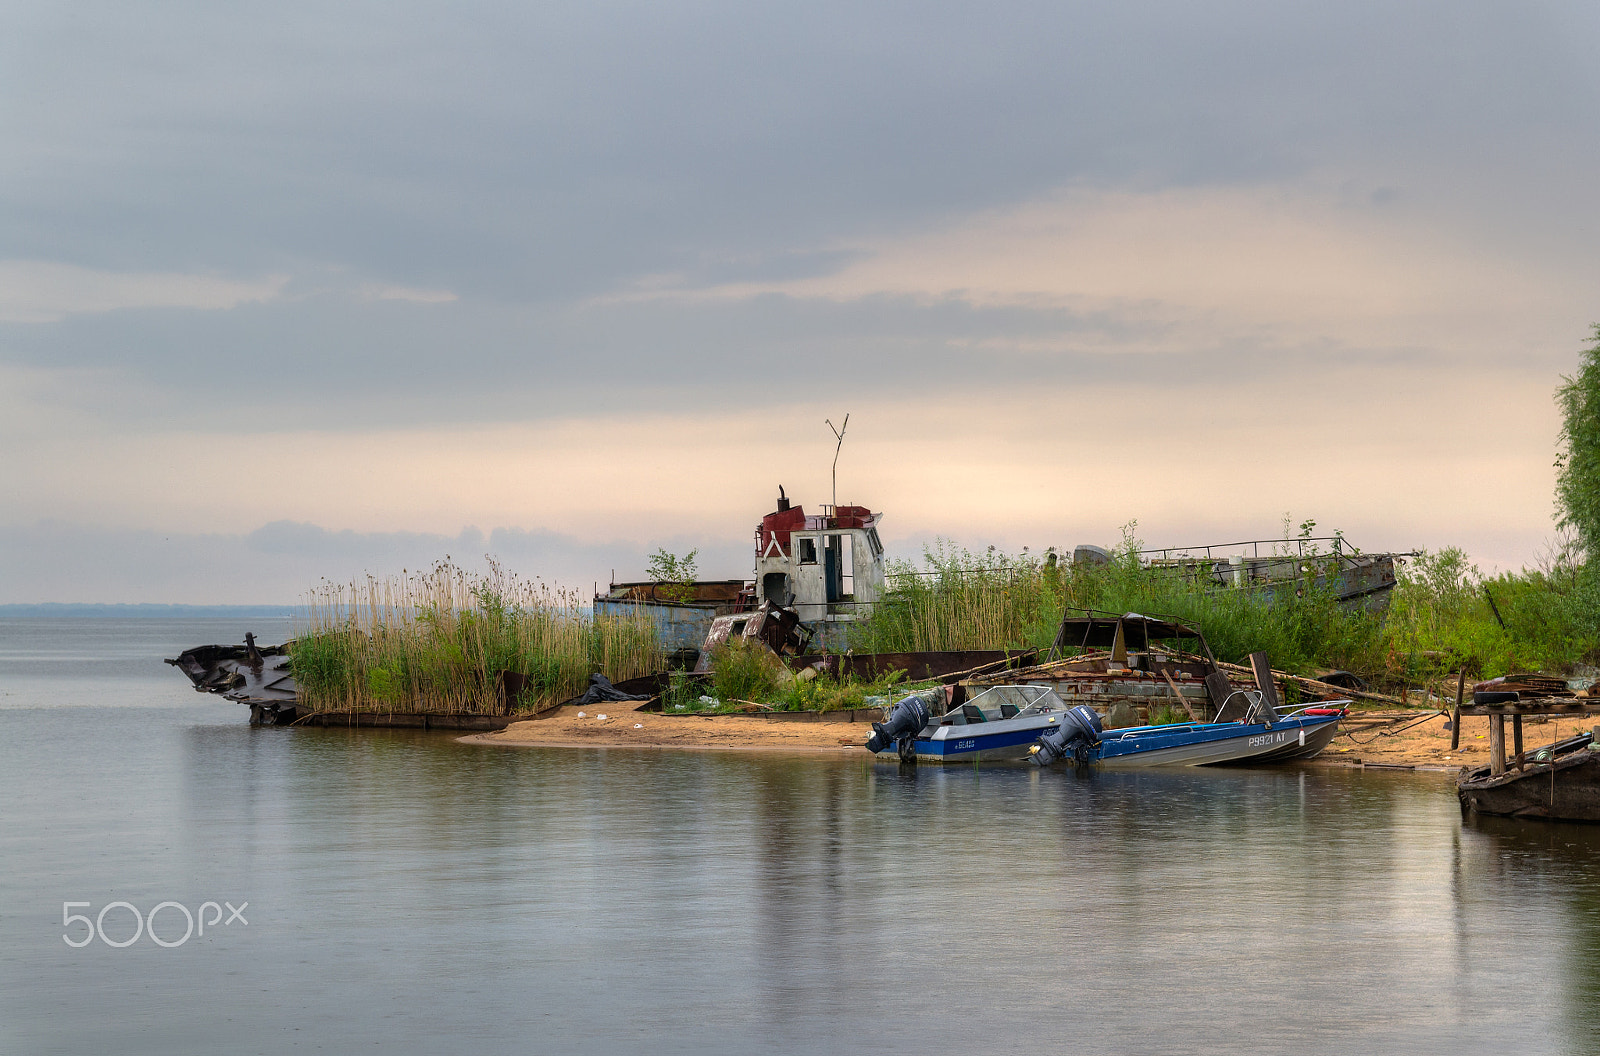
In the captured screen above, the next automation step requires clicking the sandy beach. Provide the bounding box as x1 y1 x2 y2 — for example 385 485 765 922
463 705 1595 770
463 705 874 752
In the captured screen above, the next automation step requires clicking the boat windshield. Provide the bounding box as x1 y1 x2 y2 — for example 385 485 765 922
956 684 1062 721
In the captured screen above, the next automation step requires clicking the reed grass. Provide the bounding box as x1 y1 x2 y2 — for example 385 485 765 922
848 533 1599 684
290 559 663 714
848 541 1064 653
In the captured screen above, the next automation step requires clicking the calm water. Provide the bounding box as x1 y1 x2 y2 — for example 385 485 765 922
4 619 1600 1055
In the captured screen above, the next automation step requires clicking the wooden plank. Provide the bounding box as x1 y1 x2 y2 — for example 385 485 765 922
1459 703 1600 717
1490 713 1506 777
1156 662 1200 722
1514 714 1525 771
1249 652 1282 717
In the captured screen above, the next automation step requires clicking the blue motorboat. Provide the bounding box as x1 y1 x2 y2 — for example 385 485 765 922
865 684 1345 767
866 684 1078 763
1033 703 1345 768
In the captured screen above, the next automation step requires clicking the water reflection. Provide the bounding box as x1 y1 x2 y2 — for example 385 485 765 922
7 696 1600 1055
165 730 1600 1054
1458 813 1600 1042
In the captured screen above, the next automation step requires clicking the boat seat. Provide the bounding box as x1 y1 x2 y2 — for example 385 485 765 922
961 704 987 724
999 704 1019 719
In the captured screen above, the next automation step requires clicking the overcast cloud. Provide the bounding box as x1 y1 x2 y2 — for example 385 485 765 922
3 0 1597 601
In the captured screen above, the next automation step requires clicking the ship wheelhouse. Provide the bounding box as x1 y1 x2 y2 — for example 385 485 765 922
753 492 884 623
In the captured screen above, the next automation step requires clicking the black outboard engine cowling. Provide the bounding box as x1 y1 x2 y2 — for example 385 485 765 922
1033 705 1103 766
866 690 937 757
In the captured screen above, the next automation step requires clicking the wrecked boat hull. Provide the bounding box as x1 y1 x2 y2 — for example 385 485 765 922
1458 734 1600 822
795 650 1035 683
165 636 298 711
1135 538 1405 613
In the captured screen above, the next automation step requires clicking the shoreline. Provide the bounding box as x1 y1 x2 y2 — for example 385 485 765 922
458 734 866 754
460 705 1577 771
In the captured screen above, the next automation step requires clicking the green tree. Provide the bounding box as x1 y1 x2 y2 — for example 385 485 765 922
646 548 699 603
1556 324 1600 558
1555 324 1600 642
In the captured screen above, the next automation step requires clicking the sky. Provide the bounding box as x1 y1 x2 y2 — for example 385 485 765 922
4 0 1598 603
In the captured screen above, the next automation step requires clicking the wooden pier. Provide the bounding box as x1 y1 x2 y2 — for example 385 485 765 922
1453 696 1600 776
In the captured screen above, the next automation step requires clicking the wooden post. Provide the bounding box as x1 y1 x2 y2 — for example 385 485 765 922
1451 668 1466 751
1489 713 1506 777
1513 714 1524 771
1203 670 1232 722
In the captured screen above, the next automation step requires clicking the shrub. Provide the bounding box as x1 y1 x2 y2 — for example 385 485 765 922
707 638 785 704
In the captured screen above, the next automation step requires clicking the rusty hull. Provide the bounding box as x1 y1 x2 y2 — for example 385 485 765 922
165 635 298 706
788 649 1036 683
600 580 751 605
693 603 809 672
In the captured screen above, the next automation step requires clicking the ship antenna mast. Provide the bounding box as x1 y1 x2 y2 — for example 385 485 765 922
826 413 849 511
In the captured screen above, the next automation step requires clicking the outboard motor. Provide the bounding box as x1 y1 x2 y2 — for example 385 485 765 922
1033 705 1103 766
866 690 938 759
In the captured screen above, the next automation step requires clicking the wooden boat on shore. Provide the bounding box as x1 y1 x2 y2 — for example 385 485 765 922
1458 730 1600 822
1451 690 1600 823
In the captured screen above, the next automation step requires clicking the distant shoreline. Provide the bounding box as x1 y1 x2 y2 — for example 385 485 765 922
0 604 301 618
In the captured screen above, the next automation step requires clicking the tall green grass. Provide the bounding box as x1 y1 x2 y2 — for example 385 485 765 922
848 541 1065 653
289 531 1598 713
1063 534 1387 675
665 639 921 714
290 559 664 714
848 532 1599 684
